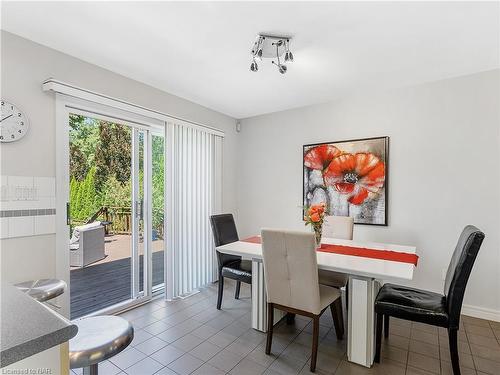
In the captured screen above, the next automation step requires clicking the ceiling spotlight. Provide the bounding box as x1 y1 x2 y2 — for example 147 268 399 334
250 60 258 72
256 47 263 61
249 34 294 74
284 40 294 63
272 61 287 74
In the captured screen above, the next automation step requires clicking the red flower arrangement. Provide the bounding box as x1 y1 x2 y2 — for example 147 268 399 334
304 203 327 247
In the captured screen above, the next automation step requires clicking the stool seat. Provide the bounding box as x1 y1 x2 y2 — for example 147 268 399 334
70 316 134 369
15 279 66 302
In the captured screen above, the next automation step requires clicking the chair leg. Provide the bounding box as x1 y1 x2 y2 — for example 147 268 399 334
265 303 274 355
374 313 383 363
310 315 320 372
330 299 344 339
217 275 224 310
384 315 390 338
235 281 241 299
448 328 461 375
344 282 349 311
286 313 296 325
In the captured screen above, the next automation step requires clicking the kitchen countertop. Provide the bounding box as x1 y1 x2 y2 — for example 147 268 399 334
0 282 78 368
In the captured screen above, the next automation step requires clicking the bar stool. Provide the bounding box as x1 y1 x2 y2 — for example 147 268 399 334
70 316 134 375
15 278 67 303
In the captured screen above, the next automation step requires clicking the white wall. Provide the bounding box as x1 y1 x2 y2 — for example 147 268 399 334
0 31 238 287
238 70 500 319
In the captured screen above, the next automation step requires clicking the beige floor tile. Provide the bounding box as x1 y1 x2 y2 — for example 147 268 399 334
383 334 410 350
389 324 411 338
381 344 408 364
411 330 439 346
229 357 268 375
473 356 500 375
368 359 406 375
439 347 475 369
412 322 438 334
334 360 371 375
465 325 495 338
470 344 500 363
438 328 468 342
409 340 439 359
468 333 500 349
248 344 281 367
391 318 411 328
439 336 471 354
309 351 342 373
440 361 477 375
406 366 435 375
463 316 492 328
407 352 440 374
268 354 306 375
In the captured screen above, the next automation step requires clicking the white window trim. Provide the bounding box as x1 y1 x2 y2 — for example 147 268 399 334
43 78 225 138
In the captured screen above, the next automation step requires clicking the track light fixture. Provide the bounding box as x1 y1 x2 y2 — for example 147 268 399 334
250 34 294 74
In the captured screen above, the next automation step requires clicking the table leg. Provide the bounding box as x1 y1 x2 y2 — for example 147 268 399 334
251 259 285 332
83 364 98 375
347 275 380 367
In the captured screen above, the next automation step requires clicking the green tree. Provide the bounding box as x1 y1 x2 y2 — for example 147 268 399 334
69 114 100 178
94 122 132 191
152 136 164 237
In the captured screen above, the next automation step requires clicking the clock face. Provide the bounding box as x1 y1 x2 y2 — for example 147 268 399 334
0 100 29 142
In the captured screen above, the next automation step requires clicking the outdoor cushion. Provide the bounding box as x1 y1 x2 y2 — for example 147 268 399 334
70 221 102 247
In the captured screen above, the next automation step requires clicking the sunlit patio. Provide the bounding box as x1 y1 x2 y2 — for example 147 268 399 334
70 234 165 319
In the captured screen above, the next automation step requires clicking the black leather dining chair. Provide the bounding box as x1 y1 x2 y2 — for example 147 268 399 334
210 214 252 310
374 225 485 375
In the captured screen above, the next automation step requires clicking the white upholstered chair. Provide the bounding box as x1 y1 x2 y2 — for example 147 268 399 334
323 215 354 240
318 216 353 289
261 229 344 372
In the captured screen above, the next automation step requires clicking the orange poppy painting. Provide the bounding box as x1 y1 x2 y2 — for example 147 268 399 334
303 136 389 225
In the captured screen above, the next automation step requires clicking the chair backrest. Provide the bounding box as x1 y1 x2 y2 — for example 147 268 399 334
323 216 354 240
444 225 485 328
209 214 241 268
261 229 322 315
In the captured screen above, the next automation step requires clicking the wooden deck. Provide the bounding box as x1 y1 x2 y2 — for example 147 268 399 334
70 248 164 319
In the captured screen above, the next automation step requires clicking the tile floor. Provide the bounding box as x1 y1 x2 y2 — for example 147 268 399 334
71 280 500 375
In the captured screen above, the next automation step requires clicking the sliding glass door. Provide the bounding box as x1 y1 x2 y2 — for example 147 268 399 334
151 134 165 290
68 111 163 319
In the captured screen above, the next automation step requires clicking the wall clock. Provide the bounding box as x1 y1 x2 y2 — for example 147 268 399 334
0 99 30 142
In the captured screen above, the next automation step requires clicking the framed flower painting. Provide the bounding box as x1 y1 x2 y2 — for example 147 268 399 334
303 136 389 226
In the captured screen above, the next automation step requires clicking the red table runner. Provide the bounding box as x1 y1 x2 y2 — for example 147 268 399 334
241 236 418 266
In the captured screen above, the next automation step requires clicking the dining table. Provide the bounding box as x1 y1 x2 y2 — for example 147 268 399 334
216 235 417 368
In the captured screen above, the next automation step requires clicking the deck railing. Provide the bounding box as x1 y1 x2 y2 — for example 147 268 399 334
72 206 163 239
72 206 132 234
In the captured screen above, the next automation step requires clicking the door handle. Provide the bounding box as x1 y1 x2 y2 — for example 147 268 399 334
135 200 144 219
66 202 70 225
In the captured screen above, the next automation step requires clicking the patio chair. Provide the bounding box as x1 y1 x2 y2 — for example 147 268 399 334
70 222 106 267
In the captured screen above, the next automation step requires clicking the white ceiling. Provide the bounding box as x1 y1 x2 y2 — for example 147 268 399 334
2 2 499 119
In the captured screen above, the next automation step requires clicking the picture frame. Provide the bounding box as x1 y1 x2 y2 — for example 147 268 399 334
303 136 389 226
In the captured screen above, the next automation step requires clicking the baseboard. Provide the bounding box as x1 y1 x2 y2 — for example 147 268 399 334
462 304 500 322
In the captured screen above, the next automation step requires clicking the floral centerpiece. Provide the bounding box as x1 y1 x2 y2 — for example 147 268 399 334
304 203 327 248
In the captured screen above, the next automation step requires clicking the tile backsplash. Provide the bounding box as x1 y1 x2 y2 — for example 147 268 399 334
0 175 56 239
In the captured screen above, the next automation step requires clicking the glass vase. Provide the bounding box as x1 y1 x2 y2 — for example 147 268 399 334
314 224 322 249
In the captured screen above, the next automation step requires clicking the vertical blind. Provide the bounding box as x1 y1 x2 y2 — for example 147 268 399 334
165 121 223 299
